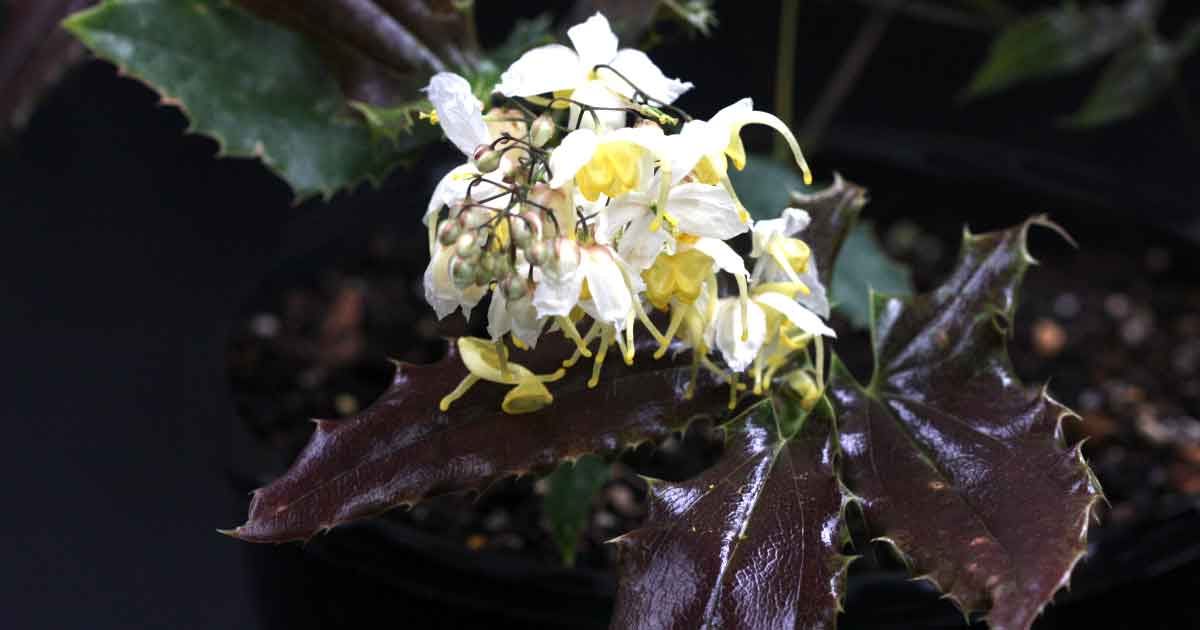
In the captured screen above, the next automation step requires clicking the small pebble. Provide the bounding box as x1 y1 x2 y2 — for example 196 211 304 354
607 483 639 517
483 509 510 532
1120 311 1153 346
1104 293 1132 320
593 511 618 530
1052 293 1081 319
249 313 281 338
333 393 359 415
1032 318 1067 357
1077 388 1104 412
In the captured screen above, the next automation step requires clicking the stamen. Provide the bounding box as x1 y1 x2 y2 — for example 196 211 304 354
654 304 687 359
767 241 803 284
622 316 636 365
556 316 593 358
752 351 765 395
562 321 601 368
439 374 480 411
588 326 615 388
631 294 667 344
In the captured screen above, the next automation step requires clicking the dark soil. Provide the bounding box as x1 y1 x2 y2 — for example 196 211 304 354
226 207 1200 618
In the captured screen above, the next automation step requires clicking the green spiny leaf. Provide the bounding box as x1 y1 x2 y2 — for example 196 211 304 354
65 0 434 200
545 454 610 567
829 217 1101 629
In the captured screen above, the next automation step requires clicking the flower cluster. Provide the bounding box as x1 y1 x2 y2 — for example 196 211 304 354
422 13 834 415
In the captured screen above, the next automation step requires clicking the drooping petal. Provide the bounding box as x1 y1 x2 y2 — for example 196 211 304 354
617 211 670 271
567 13 619 71
549 128 600 188
754 291 836 338
750 207 811 257
531 240 585 318
796 257 831 318
668 183 746 239
711 298 766 372
424 72 491 156
607 48 693 104
495 44 586 97
426 163 475 224
423 246 486 320
689 237 748 277
582 246 633 326
596 190 652 244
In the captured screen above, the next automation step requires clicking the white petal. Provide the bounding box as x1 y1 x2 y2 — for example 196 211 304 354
712 298 766 372
754 292 836 338
607 48 693 104
531 240 584 318
582 246 632 326
424 72 491 156
596 190 651 244
617 211 670 271
750 208 810 258
796 257 831 319
423 246 485 319
690 237 748 277
426 164 473 224
568 80 627 131
495 44 585 97
549 128 599 188
607 124 667 153
708 97 754 129
487 287 511 340
567 13 619 70
667 183 746 239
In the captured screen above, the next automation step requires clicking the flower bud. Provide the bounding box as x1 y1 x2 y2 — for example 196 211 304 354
459 206 491 230
474 264 493 287
501 275 529 301
510 213 540 249
524 239 554 266
436 219 461 247
472 144 502 173
450 256 477 289
530 114 556 148
455 231 481 260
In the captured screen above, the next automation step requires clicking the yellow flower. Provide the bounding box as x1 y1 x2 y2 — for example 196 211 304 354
641 248 712 311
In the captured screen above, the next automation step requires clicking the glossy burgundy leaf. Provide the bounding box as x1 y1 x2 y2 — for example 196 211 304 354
789 174 868 288
828 217 1102 630
611 398 852 630
227 331 730 543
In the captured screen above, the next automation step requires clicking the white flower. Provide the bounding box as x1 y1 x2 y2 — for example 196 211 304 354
495 13 692 106
707 288 835 372
423 244 487 320
487 287 546 349
602 177 748 272
663 98 812 206
751 207 830 318
548 125 665 201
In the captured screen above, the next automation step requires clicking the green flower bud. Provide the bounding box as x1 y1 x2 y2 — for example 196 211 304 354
501 275 528 301
436 219 461 247
472 144 502 173
460 206 491 229
450 256 477 289
530 114 556 148
524 239 554 266
455 231 481 260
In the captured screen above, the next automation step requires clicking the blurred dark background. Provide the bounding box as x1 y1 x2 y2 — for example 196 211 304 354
2 0 1199 628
